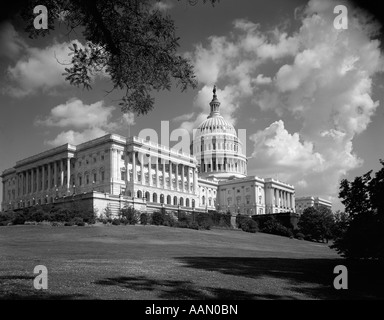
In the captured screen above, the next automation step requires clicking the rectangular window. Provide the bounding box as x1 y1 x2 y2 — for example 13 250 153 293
101 171 105 181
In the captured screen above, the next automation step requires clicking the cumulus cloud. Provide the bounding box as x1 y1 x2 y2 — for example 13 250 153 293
249 120 325 171
179 85 240 133
36 98 119 147
46 127 108 147
122 112 135 126
4 39 82 97
0 22 27 59
0 23 104 97
36 98 116 129
173 112 195 122
249 0 382 199
185 0 383 202
181 15 301 132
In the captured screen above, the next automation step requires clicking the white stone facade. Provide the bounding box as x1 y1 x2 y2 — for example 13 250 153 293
295 196 332 215
1 134 200 214
1 88 298 216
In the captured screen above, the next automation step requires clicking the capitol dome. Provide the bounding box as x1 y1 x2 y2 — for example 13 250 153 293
192 86 247 180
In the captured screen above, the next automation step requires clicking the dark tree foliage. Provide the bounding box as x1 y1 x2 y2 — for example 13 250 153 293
15 0 216 115
332 160 384 260
331 210 350 240
298 206 334 242
120 206 139 224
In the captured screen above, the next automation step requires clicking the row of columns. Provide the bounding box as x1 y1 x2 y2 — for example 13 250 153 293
16 158 71 197
110 148 198 194
200 158 246 174
274 189 294 209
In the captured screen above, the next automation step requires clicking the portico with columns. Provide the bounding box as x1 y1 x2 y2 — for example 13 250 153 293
1 87 298 217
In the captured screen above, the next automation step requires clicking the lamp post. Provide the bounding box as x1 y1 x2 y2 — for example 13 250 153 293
55 186 58 200
73 184 76 195
45 195 48 205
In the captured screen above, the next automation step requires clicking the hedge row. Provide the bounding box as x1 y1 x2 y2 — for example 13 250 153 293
0 205 96 226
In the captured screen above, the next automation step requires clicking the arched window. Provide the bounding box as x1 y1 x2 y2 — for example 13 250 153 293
173 196 178 206
180 197 184 206
153 193 158 203
137 190 142 199
202 195 205 205
186 198 190 207
160 194 164 204
167 195 171 204
145 191 150 202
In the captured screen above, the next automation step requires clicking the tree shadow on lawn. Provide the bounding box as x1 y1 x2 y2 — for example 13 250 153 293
0 275 87 300
175 257 384 300
94 276 298 300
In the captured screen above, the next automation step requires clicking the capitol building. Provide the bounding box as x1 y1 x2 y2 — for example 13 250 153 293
1 88 296 217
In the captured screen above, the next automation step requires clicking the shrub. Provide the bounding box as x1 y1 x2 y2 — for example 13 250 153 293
196 212 213 230
64 221 74 226
51 208 72 222
30 209 46 223
140 213 148 225
112 219 121 226
120 206 139 225
261 216 293 237
236 213 254 229
176 221 189 228
212 211 231 227
189 221 199 230
71 217 85 226
240 217 258 233
103 205 113 220
0 211 14 225
12 212 26 225
151 211 165 226
78 210 96 224
163 213 177 227
296 232 305 240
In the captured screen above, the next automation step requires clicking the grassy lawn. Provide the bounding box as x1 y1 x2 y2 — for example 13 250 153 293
0 224 382 300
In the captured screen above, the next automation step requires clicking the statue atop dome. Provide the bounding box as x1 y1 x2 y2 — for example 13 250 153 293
209 85 221 118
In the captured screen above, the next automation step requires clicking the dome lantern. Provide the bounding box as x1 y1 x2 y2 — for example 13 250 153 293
208 85 221 118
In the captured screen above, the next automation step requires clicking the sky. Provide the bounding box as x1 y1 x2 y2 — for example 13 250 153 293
1 0 384 212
